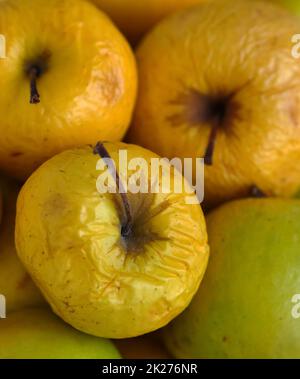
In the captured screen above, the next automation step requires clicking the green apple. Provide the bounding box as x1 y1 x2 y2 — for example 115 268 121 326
0 308 121 358
164 198 300 358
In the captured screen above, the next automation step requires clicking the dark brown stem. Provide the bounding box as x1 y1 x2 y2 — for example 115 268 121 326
204 122 218 165
29 66 40 104
249 185 266 198
93 142 133 237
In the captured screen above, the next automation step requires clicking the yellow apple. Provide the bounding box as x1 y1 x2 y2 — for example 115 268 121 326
0 0 137 180
15 142 209 338
128 0 300 208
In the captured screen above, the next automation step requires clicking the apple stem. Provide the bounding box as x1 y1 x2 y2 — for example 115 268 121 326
204 122 218 165
93 142 133 237
29 66 40 104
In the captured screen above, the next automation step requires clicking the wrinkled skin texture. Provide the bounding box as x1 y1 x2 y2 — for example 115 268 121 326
164 199 300 358
128 0 300 208
0 0 137 180
91 0 207 44
0 177 44 313
0 308 121 358
15 142 209 338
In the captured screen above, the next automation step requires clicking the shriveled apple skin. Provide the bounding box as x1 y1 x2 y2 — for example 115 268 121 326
0 0 137 180
0 178 44 313
0 308 121 359
128 0 300 208
15 143 209 338
164 199 300 358
91 0 207 44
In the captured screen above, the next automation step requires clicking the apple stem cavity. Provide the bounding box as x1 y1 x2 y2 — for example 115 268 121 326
29 66 40 104
93 142 133 238
202 93 236 166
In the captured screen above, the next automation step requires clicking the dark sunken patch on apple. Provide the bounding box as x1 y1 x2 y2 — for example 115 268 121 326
93 142 169 254
168 88 241 165
24 50 51 104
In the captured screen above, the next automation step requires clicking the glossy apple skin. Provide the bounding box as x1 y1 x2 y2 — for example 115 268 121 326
91 0 207 44
15 142 209 338
0 177 45 313
0 308 121 359
128 0 300 208
164 199 300 358
0 0 137 180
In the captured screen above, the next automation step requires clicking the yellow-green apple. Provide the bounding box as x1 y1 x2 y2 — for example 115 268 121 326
0 307 121 358
164 198 300 358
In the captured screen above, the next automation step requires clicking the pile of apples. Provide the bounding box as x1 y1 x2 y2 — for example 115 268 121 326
1 0 300 359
